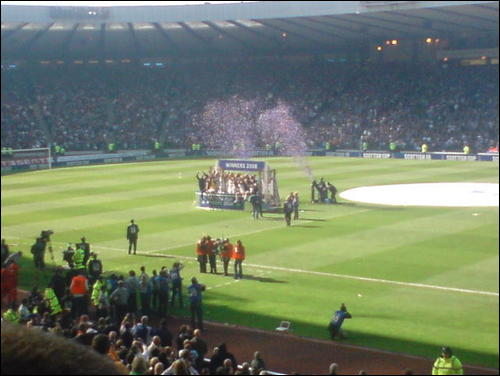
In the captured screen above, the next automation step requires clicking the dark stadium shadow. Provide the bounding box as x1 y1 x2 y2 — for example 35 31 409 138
193 300 499 373
241 274 287 283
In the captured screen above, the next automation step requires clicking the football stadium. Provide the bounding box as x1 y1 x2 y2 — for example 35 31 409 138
1 1 499 375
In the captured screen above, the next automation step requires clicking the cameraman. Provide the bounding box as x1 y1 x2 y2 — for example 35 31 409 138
31 237 47 270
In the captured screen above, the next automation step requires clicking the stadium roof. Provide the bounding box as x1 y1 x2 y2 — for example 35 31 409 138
1 1 498 60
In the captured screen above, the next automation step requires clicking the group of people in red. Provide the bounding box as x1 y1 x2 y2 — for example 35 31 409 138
195 236 246 279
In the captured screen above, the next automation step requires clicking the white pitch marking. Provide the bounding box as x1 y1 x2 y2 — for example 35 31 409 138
93 247 498 297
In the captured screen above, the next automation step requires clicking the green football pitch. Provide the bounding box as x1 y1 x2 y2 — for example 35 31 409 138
1 157 498 368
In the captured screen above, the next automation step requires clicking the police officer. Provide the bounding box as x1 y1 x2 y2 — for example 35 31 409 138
127 219 139 255
432 347 463 375
78 237 91 266
73 244 86 273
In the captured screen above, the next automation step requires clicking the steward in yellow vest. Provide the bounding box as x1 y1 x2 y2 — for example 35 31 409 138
44 287 62 315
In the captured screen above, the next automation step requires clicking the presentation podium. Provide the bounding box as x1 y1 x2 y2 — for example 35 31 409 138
195 159 280 210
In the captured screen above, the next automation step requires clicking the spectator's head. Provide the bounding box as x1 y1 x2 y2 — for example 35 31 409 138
153 362 164 375
328 362 339 375
441 346 453 358
172 359 188 375
1 322 124 375
91 334 110 355
130 355 148 374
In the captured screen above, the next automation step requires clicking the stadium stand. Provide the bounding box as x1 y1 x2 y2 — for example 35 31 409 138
2 62 498 153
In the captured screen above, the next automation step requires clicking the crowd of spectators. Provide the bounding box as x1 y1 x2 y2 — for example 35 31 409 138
1 60 498 153
1 248 271 375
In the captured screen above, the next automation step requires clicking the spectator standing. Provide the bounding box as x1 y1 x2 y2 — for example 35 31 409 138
190 328 208 371
432 347 463 375
150 269 160 314
170 262 184 309
110 280 129 322
126 270 140 316
127 219 140 255
155 317 173 347
188 277 205 331
69 270 89 318
87 252 103 286
158 269 170 317
139 266 151 316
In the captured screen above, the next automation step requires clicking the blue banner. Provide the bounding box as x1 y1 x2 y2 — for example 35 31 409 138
218 160 266 171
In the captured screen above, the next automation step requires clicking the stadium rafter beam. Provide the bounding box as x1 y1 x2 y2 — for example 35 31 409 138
354 13 456 39
302 17 367 39
13 23 54 57
325 15 418 40
128 22 143 58
424 7 497 33
431 7 499 25
99 23 106 59
277 18 346 45
154 22 180 55
203 21 258 52
61 23 79 59
255 19 332 50
178 21 212 51
389 11 496 36
1 22 28 41
228 20 284 50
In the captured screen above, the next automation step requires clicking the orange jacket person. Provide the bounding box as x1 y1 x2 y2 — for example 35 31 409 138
219 239 233 276
232 240 245 279
196 237 208 273
70 271 89 319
